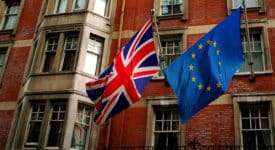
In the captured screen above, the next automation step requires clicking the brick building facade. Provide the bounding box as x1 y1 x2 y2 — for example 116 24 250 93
0 0 43 149
1 0 275 150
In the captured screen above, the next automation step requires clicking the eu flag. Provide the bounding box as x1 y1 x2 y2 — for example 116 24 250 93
163 8 244 123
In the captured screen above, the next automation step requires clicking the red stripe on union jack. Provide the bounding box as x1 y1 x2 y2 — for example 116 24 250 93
86 19 159 125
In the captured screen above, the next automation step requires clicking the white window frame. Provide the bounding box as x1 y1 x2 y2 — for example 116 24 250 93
159 35 182 76
232 0 259 9
42 34 59 72
153 108 181 149
227 0 266 13
24 103 46 148
84 34 104 76
239 102 272 149
61 33 79 71
235 23 272 75
71 103 92 150
154 0 188 20
160 0 183 16
46 102 67 148
232 94 275 147
1 4 19 30
153 29 186 79
145 96 185 147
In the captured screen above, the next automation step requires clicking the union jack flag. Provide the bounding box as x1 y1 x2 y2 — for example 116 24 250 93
86 19 160 125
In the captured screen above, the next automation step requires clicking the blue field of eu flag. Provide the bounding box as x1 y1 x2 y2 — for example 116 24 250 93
163 8 244 123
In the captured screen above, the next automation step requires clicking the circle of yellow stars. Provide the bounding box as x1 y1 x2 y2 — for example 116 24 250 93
188 39 223 91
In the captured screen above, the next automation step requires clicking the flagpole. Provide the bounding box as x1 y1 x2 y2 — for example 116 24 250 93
242 0 256 81
151 9 164 65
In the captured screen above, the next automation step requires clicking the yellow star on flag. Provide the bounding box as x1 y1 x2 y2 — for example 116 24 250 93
216 82 222 88
198 84 203 90
198 44 203 49
191 53 196 59
188 64 194 71
192 76 196 82
207 86 211 91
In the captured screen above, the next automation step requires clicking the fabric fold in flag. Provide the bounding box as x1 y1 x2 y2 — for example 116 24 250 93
86 19 160 125
163 8 244 123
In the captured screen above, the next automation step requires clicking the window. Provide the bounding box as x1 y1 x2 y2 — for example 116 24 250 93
73 0 86 10
0 47 7 78
84 34 104 75
2 4 19 30
56 0 68 13
238 29 266 73
154 0 187 20
42 34 59 72
71 104 92 150
228 0 266 13
240 103 272 150
232 0 259 9
161 0 183 16
25 103 45 148
93 0 109 16
47 102 66 147
159 35 182 76
61 33 79 71
154 108 180 150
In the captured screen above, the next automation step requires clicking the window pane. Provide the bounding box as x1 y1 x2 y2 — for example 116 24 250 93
0 51 6 75
246 0 259 7
154 133 179 150
47 103 66 147
2 5 19 30
84 52 98 75
3 16 17 30
43 35 59 72
243 131 256 150
26 103 45 146
84 35 104 75
71 104 92 150
257 131 271 146
47 122 64 146
161 0 182 15
232 0 258 8
62 51 76 71
43 53 55 72
94 0 107 16
26 122 42 143
71 124 88 150
253 52 264 71
154 108 180 148
56 0 67 13
159 38 182 76
62 34 78 71
239 32 265 73
74 0 85 10
261 119 269 129
241 103 271 149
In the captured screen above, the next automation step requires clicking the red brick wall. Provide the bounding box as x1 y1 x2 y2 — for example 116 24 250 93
0 111 14 150
186 105 234 145
0 0 43 149
0 47 29 102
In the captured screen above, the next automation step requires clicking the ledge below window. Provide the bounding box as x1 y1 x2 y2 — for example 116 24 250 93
157 13 187 21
